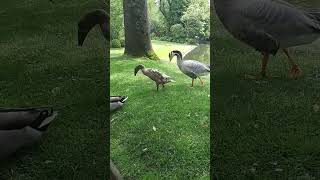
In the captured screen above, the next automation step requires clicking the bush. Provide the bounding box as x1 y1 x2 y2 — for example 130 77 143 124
150 18 168 38
186 38 197 44
181 0 209 40
111 39 121 48
170 24 186 40
120 38 125 47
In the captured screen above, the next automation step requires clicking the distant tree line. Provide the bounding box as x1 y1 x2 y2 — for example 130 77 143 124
110 0 210 48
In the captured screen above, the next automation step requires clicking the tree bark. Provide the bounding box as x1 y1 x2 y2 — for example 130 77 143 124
123 0 159 60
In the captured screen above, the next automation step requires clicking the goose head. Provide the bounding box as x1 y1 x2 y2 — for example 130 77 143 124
134 64 145 76
169 50 182 62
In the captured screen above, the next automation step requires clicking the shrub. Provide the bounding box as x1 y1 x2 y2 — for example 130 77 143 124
120 38 125 47
181 0 209 40
111 39 121 48
150 18 168 38
170 24 186 41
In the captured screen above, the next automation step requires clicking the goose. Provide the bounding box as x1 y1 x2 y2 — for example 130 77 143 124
110 96 128 112
214 0 320 79
169 50 210 87
78 9 109 46
0 107 57 159
134 64 175 91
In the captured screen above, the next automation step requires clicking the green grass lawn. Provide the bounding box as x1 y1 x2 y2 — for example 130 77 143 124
110 41 210 179
0 0 109 179
212 15 320 179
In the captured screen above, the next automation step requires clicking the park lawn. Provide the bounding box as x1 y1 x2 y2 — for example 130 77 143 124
110 41 210 179
0 0 109 179
212 17 320 179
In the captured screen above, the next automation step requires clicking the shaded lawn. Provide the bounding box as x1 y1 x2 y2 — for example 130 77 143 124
110 41 210 179
212 15 320 179
0 0 109 179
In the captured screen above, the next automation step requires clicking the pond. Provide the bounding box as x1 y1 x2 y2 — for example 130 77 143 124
184 44 210 65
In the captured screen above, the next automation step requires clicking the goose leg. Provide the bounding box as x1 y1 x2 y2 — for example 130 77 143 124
191 79 194 87
261 52 269 78
199 77 204 86
162 84 165 88
282 49 301 79
156 84 159 91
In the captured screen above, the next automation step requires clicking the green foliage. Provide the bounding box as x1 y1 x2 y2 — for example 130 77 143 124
159 0 190 27
170 24 186 40
111 0 210 44
120 38 125 47
150 0 209 43
181 0 210 40
150 18 167 36
111 39 121 48
110 0 123 40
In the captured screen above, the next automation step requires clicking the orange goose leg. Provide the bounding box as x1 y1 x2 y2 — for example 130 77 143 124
282 48 301 79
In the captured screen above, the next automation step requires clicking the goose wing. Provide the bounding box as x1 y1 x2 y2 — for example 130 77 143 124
182 60 210 76
233 0 320 49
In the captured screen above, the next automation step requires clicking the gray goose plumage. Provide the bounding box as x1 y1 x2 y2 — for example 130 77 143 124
214 0 320 78
169 50 210 87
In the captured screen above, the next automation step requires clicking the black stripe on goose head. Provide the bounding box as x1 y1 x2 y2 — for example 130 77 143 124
169 50 182 61
78 9 110 46
134 64 145 76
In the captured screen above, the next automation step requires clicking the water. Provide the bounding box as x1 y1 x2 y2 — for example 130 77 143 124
184 44 210 65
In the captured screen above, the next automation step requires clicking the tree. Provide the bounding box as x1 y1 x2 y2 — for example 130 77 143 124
110 0 123 40
181 0 210 40
159 0 190 28
123 0 159 60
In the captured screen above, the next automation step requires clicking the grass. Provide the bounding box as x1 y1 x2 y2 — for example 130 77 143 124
110 41 210 179
0 0 109 179
212 14 320 179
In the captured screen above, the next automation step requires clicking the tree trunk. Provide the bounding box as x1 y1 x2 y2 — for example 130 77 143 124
123 0 159 60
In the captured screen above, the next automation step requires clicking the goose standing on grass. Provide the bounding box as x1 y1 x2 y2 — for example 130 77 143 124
0 107 57 159
214 0 320 79
169 50 210 87
134 64 175 91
